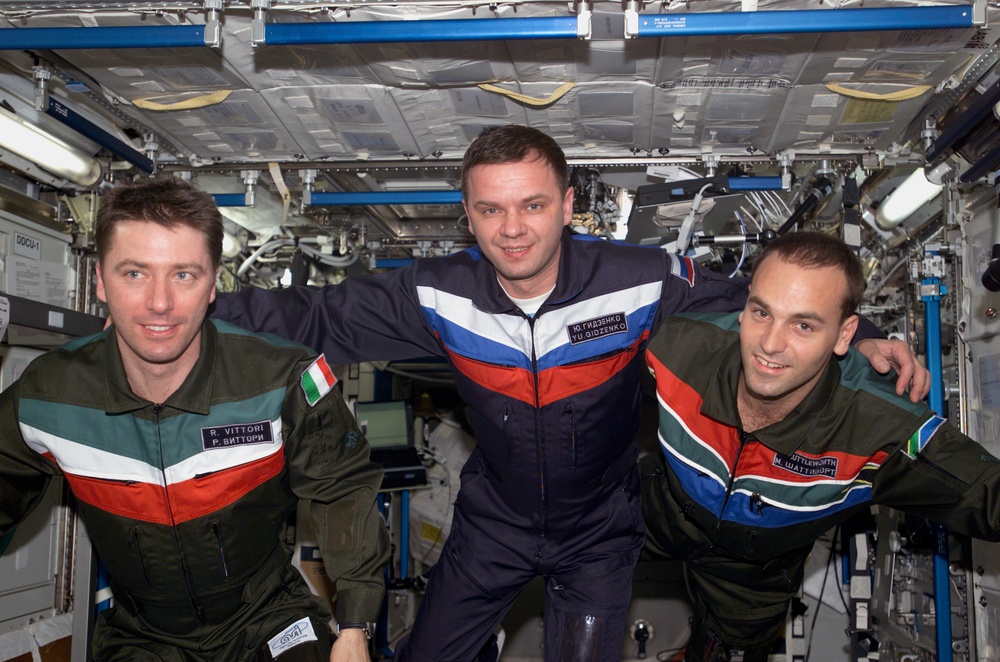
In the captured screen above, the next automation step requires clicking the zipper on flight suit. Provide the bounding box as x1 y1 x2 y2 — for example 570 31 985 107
211 520 230 579
126 526 152 588
716 428 752 540
564 403 577 468
526 314 547 534
154 403 205 622
502 405 512 462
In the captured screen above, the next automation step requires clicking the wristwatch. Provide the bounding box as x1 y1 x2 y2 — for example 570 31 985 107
336 622 376 640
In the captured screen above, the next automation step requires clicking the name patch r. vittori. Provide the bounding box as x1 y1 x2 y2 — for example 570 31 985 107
201 420 274 450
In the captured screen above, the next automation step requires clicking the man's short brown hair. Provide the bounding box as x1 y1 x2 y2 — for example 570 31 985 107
96 177 223 269
461 125 570 198
752 231 866 321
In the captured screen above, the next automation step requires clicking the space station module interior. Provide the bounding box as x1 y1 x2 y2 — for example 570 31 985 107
7 0 1000 660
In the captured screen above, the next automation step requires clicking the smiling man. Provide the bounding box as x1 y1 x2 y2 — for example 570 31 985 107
210 126 933 662
640 231 1000 661
0 178 388 662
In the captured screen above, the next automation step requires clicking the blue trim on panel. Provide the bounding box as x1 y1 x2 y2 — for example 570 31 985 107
727 176 783 191
0 25 206 50
309 191 463 206
212 194 248 207
266 16 578 45
634 5 972 37
45 98 154 173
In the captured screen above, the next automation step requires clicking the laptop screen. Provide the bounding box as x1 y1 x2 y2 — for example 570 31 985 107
354 401 414 450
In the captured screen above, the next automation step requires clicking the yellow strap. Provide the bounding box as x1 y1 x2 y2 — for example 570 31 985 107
477 82 576 107
132 90 232 110
824 82 931 101
269 162 291 226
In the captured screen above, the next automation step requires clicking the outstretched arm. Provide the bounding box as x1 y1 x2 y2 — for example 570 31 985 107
211 265 441 363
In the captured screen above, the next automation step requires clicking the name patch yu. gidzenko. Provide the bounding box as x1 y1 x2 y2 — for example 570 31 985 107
201 420 274 450
567 312 628 344
772 452 838 478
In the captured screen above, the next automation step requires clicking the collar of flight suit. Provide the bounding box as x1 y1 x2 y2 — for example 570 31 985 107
698 337 845 457
101 319 218 416
469 229 584 315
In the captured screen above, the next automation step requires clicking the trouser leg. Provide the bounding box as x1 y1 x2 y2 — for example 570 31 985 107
541 560 634 662
93 562 333 662
684 619 774 662
682 552 806 662
394 509 531 662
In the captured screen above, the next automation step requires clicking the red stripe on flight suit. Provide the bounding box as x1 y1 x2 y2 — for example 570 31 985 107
63 472 174 525
536 331 649 407
647 351 742 466
61 450 285 525
445 348 536 405
447 331 650 408
167 450 285 524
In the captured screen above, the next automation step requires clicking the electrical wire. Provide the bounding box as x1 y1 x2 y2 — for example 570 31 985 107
298 242 359 268
236 238 294 278
868 257 909 298
771 189 792 215
729 210 748 278
677 182 716 252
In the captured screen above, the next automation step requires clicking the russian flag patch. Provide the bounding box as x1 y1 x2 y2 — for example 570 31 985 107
904 414 946 459
669 253 697 288
300 355 338 407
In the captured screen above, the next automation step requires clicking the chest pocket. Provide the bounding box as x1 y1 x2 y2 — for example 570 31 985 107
558 403 579 473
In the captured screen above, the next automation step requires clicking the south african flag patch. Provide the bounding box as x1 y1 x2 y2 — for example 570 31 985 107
904 415 946 459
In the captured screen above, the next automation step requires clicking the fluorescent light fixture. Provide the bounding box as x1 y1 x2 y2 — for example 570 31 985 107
0 107 103 187
875 168 944 229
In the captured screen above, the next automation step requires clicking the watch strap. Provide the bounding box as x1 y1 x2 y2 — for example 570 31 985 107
336 622 375 639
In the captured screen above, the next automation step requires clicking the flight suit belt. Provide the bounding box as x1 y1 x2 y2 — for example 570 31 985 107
112 543 290 635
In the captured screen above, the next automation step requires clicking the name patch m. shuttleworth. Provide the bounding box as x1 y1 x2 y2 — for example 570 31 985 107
202 420 274 450
567 312 628 344
772 452 838 478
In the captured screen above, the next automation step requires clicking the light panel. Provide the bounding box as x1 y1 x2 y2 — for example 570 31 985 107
0 108 102 187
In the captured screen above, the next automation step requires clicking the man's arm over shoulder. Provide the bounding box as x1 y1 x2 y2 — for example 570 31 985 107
282 356 390 625
659 256 749 317
211 264 441 363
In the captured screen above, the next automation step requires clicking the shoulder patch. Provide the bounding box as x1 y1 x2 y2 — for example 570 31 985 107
669 253 697 288
300 355 338 406
904 414 947 459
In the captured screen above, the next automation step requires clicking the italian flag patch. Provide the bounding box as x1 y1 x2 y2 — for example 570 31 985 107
300 355 338 407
